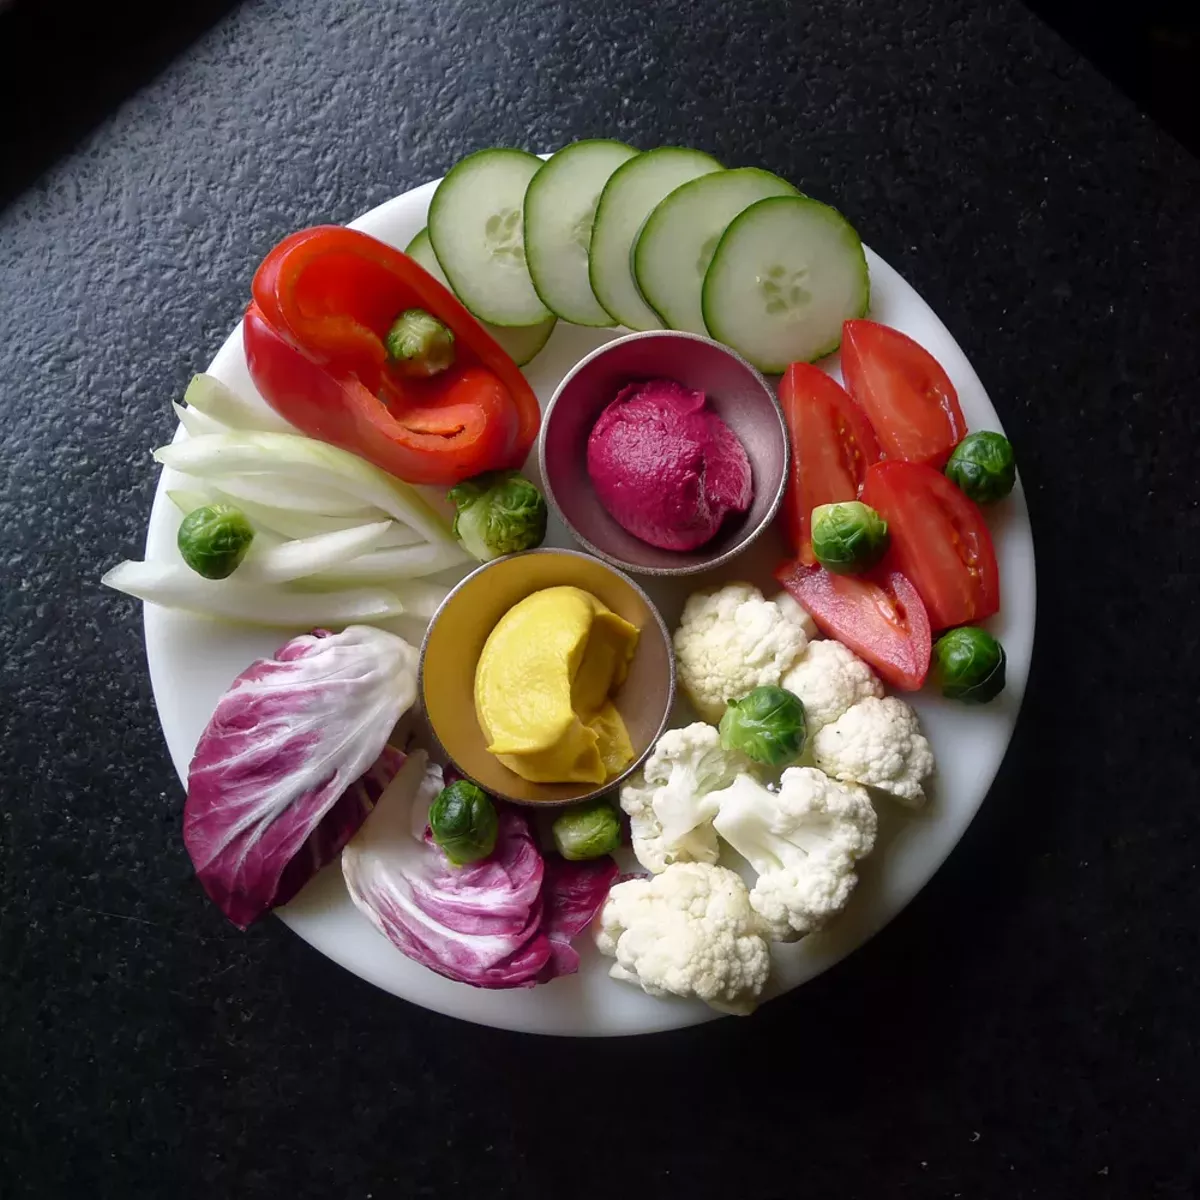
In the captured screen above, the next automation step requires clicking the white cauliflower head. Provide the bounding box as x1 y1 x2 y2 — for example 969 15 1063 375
595 862 771 1015
780 638 885 735
673 583 811 722
619 723 742 873
812 696 934 807
771 590 819 642
711 767 877 941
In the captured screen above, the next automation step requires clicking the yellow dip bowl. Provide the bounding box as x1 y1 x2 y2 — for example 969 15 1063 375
419 549 675 806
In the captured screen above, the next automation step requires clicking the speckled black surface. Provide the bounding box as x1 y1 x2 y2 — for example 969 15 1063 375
2 0 1198 1196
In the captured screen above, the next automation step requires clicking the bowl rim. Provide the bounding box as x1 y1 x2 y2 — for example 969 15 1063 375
416 546 677 807
537 329 791 578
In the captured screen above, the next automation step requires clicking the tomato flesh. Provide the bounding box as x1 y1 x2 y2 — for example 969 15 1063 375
778 363 882 563
775 560 931 690
841 320 966 467
861 459 1000 629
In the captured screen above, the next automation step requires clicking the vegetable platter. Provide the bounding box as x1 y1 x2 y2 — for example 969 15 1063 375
130 150 1035 1036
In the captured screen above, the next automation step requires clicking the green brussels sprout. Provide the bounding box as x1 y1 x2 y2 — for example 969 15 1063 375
177 503 254 580
932 626 1007 703
719 685 807 767
945 432 1016 504
810 501 889 574
385 308 456 378
429 780 498 866
551 796 622 861
447 470 548 562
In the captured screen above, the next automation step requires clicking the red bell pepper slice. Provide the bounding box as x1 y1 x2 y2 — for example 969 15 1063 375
242 226 541 487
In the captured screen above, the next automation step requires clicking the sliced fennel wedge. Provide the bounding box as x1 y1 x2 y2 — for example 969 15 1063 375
180 489 413 543
405 229 555 366
309 540 469 583
382 580 450 621
172 401 227 439
170 471 379 518
702 194 869 371
167 488 217 515
293 576 450 621
427 148 551 327
102 561 407 627
183 373 294 434
237 521 395 585
523 139 639 325
153 432 461 551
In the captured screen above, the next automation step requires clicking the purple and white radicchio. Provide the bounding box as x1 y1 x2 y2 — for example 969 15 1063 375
537 854 621 981
343 752 619 989
184 625 417 928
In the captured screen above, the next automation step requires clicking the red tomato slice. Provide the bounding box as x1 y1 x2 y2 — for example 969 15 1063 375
861 459 1000 629
779 364 882 563
775 561 931 690
841 320 966 467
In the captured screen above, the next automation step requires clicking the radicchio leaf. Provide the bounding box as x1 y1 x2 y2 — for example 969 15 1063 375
272 744 405 914
537 855 621 981
343 754 550 986
343 754 618 990
184 625 417 928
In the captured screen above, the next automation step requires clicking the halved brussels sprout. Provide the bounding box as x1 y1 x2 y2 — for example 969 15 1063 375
447 471 548 562
551 797 622 861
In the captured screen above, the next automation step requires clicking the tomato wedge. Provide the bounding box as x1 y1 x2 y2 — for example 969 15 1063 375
779 364 882 563
775 561 931 690
861 460 1000 629
841 320 966 467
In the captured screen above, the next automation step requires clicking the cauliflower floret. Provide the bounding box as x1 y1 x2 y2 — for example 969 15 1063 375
619 723 742 874
780 638 885 735
711 767 877 941
812 696 935 807
771 590 819 642
595 862 771 1014
674 583 811 721
750 858 857 941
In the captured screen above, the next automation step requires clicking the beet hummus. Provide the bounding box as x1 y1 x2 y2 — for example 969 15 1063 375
586 379 753 551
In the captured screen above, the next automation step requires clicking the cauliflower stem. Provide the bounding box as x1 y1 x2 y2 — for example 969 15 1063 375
711 767 878 941
619 723 743 874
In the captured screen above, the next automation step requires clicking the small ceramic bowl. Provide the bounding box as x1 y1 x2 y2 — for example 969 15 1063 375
419 548 675 807
538 330 790 576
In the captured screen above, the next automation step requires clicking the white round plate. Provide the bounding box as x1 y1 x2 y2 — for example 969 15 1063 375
144 175 1035 1036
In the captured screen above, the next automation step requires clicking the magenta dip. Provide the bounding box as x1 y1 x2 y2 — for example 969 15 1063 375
585 379 753 552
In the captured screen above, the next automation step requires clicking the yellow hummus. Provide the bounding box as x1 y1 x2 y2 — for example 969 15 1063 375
474 586 639 784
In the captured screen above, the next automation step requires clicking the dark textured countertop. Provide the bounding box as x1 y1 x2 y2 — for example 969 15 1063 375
2 0 1197 1195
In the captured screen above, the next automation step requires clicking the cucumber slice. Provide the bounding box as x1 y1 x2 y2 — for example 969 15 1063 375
427 148 551 327
702 195 869 372
524 139 640 326
589 147 723 330
405 229 555 367
634 168 799 335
